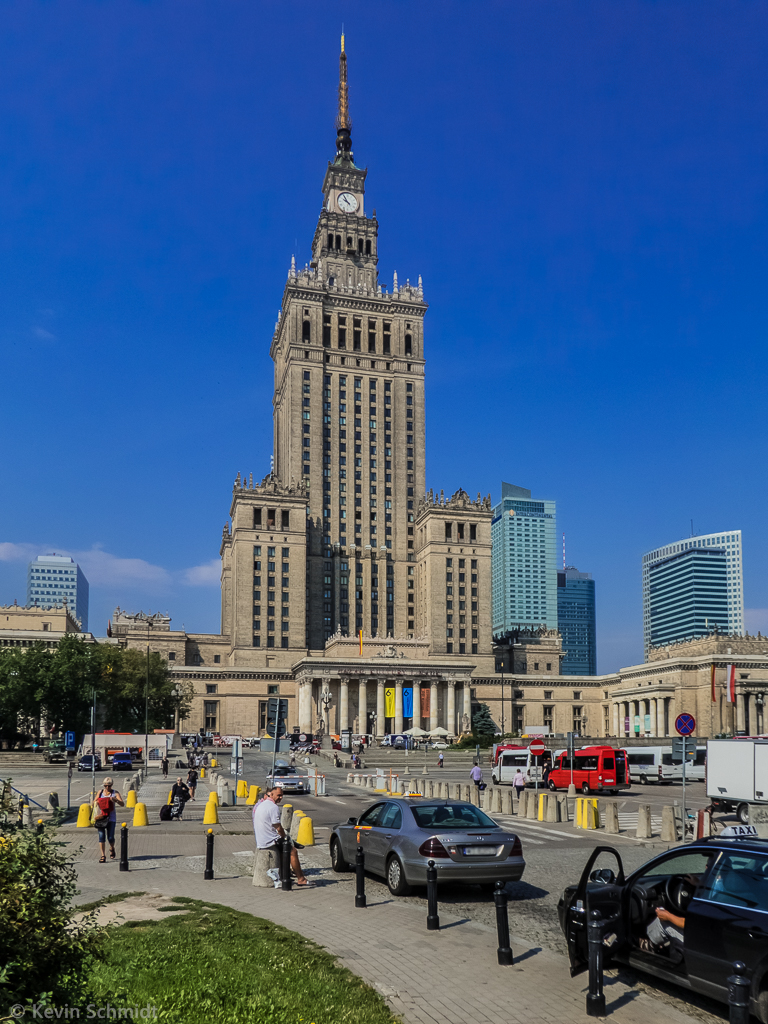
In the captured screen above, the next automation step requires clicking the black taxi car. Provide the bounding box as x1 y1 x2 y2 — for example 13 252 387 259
558 826 768 1022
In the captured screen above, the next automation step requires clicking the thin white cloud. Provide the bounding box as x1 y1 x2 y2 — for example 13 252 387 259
32 326 57 341
1 541 219 590
182 559 221 587
745 609 768 634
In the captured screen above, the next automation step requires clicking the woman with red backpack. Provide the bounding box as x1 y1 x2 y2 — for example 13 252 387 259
93 777 124 862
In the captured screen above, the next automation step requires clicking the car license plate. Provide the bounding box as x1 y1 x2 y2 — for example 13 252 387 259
462 846 498 856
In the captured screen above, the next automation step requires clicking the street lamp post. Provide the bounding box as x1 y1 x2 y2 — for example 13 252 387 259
500 660 505 738
171 686 182 749
144 643 150 779
320 688 333 750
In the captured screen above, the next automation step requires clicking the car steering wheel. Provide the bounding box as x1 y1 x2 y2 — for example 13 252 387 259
665 875 695 914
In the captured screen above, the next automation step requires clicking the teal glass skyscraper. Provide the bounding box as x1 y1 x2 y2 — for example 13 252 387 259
491 482 558 633
557 567 597 675
27 555 89 631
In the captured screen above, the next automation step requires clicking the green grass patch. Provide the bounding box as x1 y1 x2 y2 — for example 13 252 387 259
76 891 146 912
87 898 397 1024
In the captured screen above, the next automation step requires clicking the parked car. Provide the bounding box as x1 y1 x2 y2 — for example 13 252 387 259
558 828 768 1022
329 798 525 897
548 746 629 794
77 754 102 772
110 751 133 770
266 765 309 793
431 741 449 750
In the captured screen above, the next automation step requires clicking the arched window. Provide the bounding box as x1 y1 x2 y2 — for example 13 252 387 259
358 238 364 254
302 320 311 342
405 334 413 356
346 236 353 249
327 233 333 250
365 239 372 255
335 234 342 250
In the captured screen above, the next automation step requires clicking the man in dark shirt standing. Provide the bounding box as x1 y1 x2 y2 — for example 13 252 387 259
171 776 190 819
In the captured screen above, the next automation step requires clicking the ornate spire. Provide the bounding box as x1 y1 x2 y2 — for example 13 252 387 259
335 32 353 163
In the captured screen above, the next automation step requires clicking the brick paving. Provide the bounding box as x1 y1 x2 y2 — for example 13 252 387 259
67 777 700 1024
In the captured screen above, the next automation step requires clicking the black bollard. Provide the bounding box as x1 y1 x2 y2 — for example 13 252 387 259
586 909 606 1017
727 961 750 1024
355 845 366 908
494 881 513 965
36 819 44 835
426 859 440 931
119 823 129 872
204 829 214 881
281 838 292 891
17 795 23 826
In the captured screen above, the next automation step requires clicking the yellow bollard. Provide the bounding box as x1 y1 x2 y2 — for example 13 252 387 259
237 779 248 798
590 798 600 829
132 802 149 827
538 792 546 821
211 758 217 768
295 815 315 846
199 767 205 779
208 791 219 805
76 802 92 828
203 800 219 825
126 790 137 809
246 785 260 805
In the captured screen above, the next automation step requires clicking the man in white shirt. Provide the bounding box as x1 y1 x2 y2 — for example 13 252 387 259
252 786 308 886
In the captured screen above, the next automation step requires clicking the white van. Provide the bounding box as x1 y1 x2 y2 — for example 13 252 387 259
626 745 706 784
492 747 564 787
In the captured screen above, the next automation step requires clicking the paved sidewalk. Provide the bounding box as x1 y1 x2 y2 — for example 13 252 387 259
72 851 698 1024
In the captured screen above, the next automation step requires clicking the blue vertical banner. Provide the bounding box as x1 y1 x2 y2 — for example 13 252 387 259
403 687 413 719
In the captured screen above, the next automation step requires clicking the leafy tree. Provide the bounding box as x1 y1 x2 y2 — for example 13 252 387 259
102 648 178 732
0 823 102 1013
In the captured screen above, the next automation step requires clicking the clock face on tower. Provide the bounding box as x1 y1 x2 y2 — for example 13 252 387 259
336 191 359 213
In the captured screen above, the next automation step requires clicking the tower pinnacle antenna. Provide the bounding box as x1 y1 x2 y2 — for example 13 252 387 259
335 31 353 161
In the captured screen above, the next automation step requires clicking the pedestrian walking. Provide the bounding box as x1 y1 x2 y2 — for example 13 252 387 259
470 762 483 789
186 767 198 801
512 768 526 801
252 786 309 886
171 777 191 819
93 777 124 862
290 752 296 768
437 752 444 768
161 755 169 779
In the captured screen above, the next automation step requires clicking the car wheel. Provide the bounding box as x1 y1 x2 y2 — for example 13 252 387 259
581 782 590 795
548 780 557 791
738 803 750 825
610 789 619 795
330 838 349 872
640 774 648 786
386 855 412 897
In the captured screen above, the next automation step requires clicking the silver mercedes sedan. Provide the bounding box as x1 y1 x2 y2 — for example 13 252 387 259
329 798 525 896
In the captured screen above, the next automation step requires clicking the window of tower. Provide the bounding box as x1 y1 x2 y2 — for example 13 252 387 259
323 314 331 347
365 239 372 255
302 320 311 342
353 317 361 351
335 234 342 250
327 232 333 249
405 333 412 356
367 318 376 353
338 315 347 349
357 238 363 254
383 321 391 355
346 236 353 249
254 508 262 527
445 523 452 541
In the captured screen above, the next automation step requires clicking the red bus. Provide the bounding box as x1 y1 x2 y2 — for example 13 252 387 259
547 745 629 794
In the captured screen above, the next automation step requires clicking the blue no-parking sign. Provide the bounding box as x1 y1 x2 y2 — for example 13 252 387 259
675 712 696 737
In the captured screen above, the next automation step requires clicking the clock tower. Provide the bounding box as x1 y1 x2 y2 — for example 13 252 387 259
270 35 428 650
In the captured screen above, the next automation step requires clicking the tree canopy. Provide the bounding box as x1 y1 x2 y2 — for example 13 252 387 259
0 637 187 746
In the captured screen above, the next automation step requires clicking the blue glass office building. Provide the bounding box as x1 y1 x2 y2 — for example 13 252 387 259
27 555 89 631
642 531 743 658
491 482 558 633
557 567 597 675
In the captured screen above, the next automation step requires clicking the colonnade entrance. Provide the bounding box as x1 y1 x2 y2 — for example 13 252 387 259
295 669 473 738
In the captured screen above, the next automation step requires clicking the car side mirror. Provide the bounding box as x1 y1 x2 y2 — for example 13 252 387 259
347 817 357 826
590 868 616 885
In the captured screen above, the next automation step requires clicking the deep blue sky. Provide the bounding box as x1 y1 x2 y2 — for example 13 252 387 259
1 2 767 672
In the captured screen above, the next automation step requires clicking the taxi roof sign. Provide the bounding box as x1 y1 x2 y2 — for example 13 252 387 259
720 824 758 838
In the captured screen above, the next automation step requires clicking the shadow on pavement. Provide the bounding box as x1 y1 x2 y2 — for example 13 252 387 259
512 946 542 964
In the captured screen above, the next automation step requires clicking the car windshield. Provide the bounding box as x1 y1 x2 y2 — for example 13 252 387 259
410 803 498 830
271 767 297 776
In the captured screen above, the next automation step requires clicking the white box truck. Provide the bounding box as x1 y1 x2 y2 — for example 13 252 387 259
706 738 768 823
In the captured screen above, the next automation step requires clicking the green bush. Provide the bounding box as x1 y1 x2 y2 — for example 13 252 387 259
0 825 102 1014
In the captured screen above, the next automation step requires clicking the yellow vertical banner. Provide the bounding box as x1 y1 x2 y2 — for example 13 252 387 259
384 687 395 718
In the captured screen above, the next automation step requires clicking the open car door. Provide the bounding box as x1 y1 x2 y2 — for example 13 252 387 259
564 846 628 976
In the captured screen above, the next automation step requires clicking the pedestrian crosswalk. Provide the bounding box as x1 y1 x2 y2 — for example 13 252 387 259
493 814 586 845
618 812 663 831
